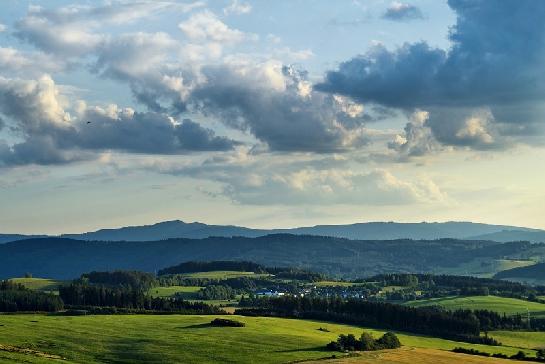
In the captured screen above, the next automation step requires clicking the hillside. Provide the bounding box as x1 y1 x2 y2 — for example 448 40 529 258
405 296 545 317
469 230 545 244
0 234 46 244
0 235 543 279
2 221 544 244
494 262 545 283
0 315 533 363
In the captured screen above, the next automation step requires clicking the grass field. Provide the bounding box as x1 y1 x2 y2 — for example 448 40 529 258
8 278 64 292
180 271 270 279
147 286 202 299
0 314 535 363
314 281 362 287
146 286 240 306
489 331 545 350
405 295 545 317
440 259 536 278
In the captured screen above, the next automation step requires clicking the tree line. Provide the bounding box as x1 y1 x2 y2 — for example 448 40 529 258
236 295 500 344
80 270 157 290
326 331 401 352
59 283 222 314
0 280 63 312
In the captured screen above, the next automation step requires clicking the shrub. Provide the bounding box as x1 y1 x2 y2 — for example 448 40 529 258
376 332 401 349
326 331 401 352
210 318 245 327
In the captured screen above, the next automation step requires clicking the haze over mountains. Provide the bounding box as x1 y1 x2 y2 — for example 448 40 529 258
2 220 545 244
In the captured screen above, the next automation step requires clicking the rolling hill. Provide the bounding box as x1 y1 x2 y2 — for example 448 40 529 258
468 230 545 243
0 315 532 363
0 235 543 279
494 262 545 283
405 296 545 317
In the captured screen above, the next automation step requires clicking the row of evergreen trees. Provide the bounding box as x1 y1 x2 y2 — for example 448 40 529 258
0 280 63 312
58 283 222 313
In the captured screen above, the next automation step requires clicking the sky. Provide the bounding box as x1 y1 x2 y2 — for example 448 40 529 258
0 0 544 234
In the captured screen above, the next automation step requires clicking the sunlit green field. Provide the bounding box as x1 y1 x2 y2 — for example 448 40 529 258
147 286 202 298
440 259 536 278
314 281 358 287
405 295 545 317
180 271 270 279
8 278 64 292
489 331 545 350
0 314 534 363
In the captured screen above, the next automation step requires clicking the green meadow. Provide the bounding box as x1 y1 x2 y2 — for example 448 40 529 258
405 295 545 317
8 278 64 293
180 271 270 279
0 314 535 363
489 331 545 350
147 286 202 299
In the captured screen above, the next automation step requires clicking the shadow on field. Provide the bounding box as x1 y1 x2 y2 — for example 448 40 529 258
98 337 161 364
275 346 328 353
178 323 213 329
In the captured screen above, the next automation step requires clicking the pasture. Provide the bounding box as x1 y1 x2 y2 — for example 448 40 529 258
147 286 202 299
489 331 545 350
8 278 64 292
405 295 545 317
0 314 534 363
180 271 269 279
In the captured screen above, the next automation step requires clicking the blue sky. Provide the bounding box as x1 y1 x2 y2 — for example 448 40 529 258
0 0 544 234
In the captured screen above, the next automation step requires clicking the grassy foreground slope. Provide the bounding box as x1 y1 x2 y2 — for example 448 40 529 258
405 295 545 317
0 315 534 364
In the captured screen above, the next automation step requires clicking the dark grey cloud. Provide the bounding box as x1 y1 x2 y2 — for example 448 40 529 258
72 107 238 154
318 0 545 151
382 2 424 21
93 38 370 153
189 64 368 152
0 75 238 166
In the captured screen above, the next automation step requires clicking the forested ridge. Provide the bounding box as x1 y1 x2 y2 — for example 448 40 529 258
1 235 542 279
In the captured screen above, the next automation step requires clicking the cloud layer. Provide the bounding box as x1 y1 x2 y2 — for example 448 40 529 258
319 0 545 152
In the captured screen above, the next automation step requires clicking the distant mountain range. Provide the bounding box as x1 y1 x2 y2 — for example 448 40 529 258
1 220 544 243
0 234 47 244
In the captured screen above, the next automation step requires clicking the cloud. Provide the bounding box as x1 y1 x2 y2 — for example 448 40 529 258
90 29 370 153
0 24 6 32
0 47 67 75
14 2 204 57
189 63 370 152
0 75 239 166
179 10 256 44
73 103 239 154
152 151 448 205
12 2 368 155
382 2 424 21
223 0 252 15
388 110 442 157
318 0 545 151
